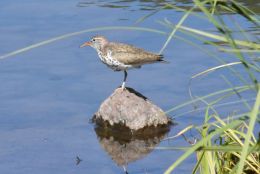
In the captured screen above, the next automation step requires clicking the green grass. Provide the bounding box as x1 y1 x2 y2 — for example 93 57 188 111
160 0 260 173
0 0 259 173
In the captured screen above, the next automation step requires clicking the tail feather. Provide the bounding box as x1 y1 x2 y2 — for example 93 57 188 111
157 54 170 64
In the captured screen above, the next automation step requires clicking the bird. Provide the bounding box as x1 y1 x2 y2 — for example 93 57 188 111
80 35 168 89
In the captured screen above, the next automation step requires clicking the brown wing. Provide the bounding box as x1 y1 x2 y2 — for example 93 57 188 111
105 42 162 65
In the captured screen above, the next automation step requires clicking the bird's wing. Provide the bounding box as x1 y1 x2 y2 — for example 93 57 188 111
109 51 159 65
106 43 161 65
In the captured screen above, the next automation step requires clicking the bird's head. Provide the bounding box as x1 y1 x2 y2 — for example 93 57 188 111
80 35 108 51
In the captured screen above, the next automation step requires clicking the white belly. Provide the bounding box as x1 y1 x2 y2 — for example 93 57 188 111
97 51 134 71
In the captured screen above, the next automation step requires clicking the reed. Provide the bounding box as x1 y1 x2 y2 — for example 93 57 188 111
161 0 259 173
0 0 259 173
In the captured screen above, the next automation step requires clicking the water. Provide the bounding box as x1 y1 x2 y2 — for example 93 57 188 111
0 0 259 173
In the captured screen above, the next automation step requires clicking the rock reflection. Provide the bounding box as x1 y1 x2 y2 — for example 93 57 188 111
94 122 171 173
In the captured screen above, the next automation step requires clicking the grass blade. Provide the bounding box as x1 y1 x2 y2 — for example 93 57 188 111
178 25 260 49
191 62 242 79
0 26 166 60
164 120 243 174
235 85 260 174
159 7 193 54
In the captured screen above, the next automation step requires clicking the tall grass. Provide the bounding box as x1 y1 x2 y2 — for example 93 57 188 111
161 0 260 173
0 0 259 173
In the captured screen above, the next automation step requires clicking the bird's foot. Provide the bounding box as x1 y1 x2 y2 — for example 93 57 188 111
121 82 126 90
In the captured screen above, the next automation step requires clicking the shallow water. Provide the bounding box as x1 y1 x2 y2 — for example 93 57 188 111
0 0 259 173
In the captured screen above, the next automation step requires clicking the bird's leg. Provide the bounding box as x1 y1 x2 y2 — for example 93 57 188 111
122 165 128 174
121 70 127 89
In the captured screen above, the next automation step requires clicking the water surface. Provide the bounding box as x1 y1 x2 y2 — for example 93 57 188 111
0 0 259 173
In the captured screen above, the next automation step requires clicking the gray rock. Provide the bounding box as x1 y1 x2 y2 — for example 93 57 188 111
93 87 171 130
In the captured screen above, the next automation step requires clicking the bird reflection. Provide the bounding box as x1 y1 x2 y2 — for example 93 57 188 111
93 121 171 173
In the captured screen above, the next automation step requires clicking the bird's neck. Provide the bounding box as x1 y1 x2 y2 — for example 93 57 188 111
95 45 107 54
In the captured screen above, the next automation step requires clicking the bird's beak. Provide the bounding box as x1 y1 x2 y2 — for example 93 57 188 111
80 41 91 48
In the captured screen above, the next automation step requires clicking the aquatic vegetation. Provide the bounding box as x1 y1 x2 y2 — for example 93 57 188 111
159 0 260 173
0 0 259 173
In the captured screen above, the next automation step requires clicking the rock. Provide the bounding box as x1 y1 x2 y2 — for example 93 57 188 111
93 87 171 130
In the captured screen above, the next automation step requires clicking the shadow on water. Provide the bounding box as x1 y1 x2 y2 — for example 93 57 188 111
93 120 172 173
77 0 260 13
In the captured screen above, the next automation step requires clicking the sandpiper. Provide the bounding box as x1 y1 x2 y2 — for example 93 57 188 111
80 35 168 89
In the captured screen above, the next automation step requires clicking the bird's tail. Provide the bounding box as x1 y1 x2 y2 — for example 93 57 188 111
157 54 170 64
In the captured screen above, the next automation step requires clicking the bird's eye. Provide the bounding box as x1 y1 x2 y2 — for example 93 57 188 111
92 39 95 42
